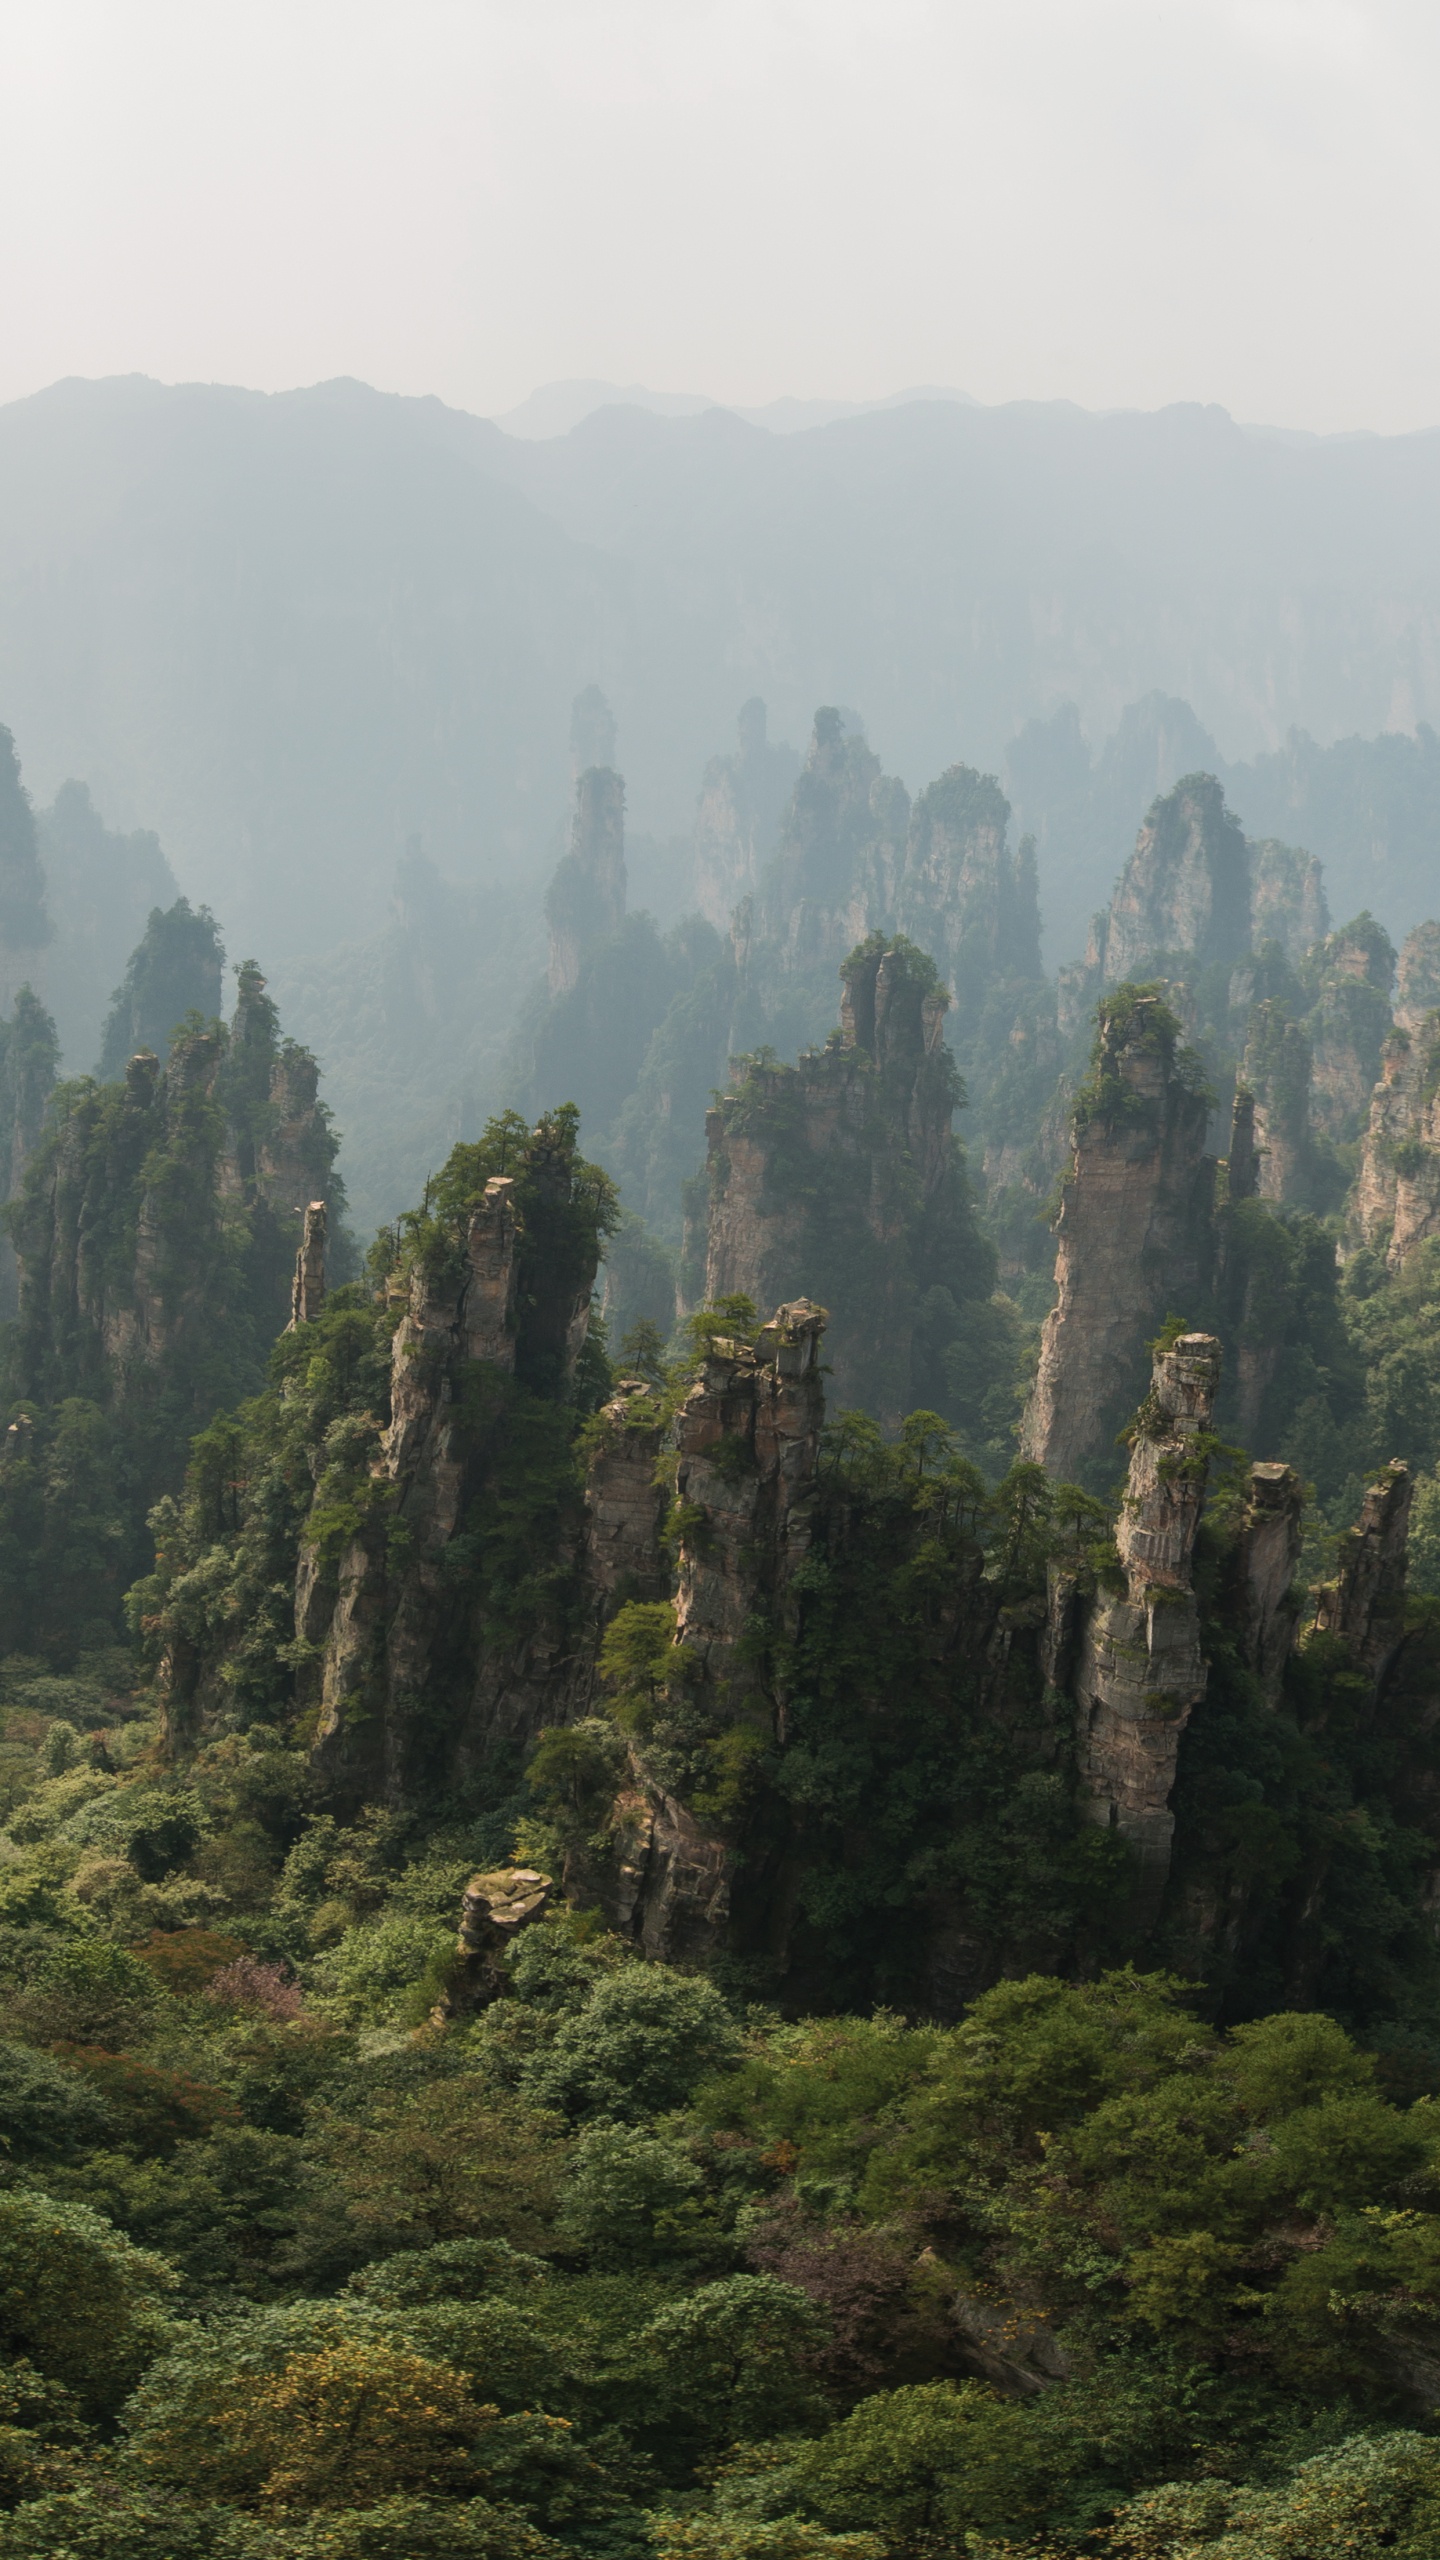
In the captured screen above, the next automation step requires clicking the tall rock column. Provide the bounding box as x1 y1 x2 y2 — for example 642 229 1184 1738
308 1177 520 1792
289 1201 327 1328
672 1299 828 1729
1314 1459 1411 1698
1354 1010 1440 1270
613 1302 828 1966
1022 991 1215 1486
1240 1000 1313 1204
702 936 976 1422
546 767 627 997
1236 1461 1304 1703
1074 1332 1221 1908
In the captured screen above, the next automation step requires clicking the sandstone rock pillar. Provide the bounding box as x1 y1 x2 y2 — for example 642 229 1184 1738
288 1200 327 1328
1075 1332 1221 1910
1022 992 1215 1485
1314 1459 1411 1697
1237 1462 1304 1701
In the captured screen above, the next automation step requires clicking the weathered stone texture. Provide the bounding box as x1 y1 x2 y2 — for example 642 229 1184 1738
436 1865 554 2016
1022 995 1215 1485
1237 1462 1304 1702
672 1299 827 1728
703 939 959 1419
1355 1015 1440 1270
1247 837 1329 963
1075 1333 1221 1901
289 1200 327 1329
1240 1001 1312 1204
583 1382 668 1604
1097 774 1251 985
1314 1459 1411 1695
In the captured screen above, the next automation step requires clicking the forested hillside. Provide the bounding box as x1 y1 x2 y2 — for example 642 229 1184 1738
9 660 1440 2552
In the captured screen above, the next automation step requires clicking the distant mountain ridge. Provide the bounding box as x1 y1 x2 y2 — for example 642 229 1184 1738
8 374 1440 978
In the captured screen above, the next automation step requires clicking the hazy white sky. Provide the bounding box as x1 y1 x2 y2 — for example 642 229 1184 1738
3 0 1439 432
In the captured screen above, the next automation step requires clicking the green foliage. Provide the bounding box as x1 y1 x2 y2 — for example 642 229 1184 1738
512 1962 741 2124
97 896 223 1078
639 2275 829 2449
558 2122 726 2268
0 2036 116 2156
784 2379 1045 2547
0 2189 176 2415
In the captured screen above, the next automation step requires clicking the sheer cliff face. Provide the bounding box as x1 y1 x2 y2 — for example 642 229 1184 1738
0 987 58 1319
1354 923 1440 1267
1022 993 1215 1487
755 711 901 971
1397 921 1440 1028
702 938 969 1422
1248 838 1329 966
1076 1333 1220 1907
545 766 627 997
1354 1014 1440 1266
692 700 800 933
9 975 340 1489
1241 1000 1313 1204
897 767 1042 1002
308 1177 530 1801
1315 1458 1411 1695
1097 775 1251 984
613 1301 828 1965
1305 916 1396 1143
301 1121 612 1806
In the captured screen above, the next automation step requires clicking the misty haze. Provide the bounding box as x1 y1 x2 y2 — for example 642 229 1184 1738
5 7 1440 2554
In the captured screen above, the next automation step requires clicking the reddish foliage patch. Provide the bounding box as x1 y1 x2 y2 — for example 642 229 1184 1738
53 2044 241 2150
132 1928 251 1994
744 2195 920 2389
204 1955 304 2022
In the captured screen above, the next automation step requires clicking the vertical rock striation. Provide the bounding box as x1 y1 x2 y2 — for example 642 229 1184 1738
1247 838 1329 965
289 1201 328 1329
703 936 982 1421
309 1176 522 1794
1354 1001 1440 1270
1236 1462 1305 1702
1305 915 1396 1144
1314 1459 1411 1697
1240 1000 1313 1204
1074 1333 1221 1905
693 700 800 931
1022 992 1215 1485
1093 775 1251 986
614 1301 828 1964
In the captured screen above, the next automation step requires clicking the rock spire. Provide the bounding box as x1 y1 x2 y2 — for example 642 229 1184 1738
546 766 627 997
1075 1332 1221 1906
1022 990 1215 1486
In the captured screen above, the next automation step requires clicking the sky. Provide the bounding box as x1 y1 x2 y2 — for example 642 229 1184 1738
4 0 1440 434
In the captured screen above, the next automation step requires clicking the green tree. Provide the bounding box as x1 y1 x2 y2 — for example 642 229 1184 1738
0 2190 176 2416
97 897 223 1077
